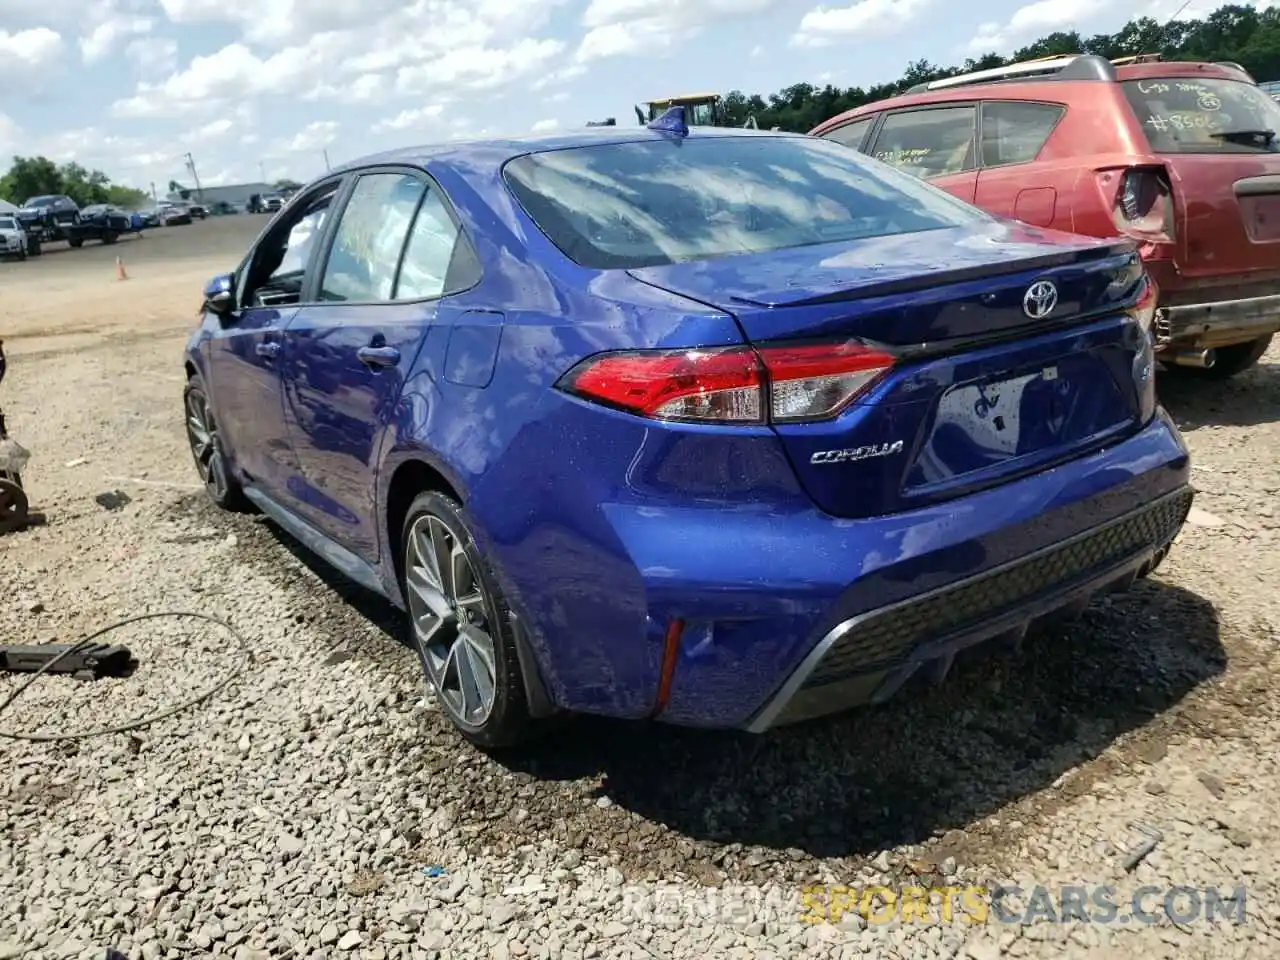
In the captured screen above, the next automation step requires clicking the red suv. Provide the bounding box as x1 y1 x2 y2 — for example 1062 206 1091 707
811 54 1280 379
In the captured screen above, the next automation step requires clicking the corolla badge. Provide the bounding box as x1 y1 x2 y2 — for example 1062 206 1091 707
810 440 905 465
1022 280 1059 320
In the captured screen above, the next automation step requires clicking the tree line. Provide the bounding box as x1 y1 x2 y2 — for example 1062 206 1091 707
719 3 1280 131
0 155 148 210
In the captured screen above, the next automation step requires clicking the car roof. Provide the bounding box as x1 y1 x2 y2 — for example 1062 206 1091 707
331 126 804 179
811 59 1255 133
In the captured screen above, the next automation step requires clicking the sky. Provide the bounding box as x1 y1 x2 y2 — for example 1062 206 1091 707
0 0 1246 195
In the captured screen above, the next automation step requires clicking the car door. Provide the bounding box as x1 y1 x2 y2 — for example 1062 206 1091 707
973 100 1070 229
204 178 344 499
280 167 481 561
865 103 979 202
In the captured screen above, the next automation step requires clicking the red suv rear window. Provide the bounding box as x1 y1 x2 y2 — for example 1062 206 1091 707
1122 77 1280 154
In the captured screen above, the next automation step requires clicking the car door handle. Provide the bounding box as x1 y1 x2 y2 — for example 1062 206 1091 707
256 342 281 359
357 345 400 368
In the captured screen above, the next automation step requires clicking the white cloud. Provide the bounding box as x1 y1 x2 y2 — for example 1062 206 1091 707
576 0 776 62
395 38 566 95
112 0 570 119
531 118 560 132
0 114 21 156
791 0 931 47
126 36 178 77
750 44 764 57
79 14 151 63
372 103 446 134
287 120 339 153
966 0 1105 54
0 27 64 76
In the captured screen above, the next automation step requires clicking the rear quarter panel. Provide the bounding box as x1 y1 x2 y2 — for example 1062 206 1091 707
375 158 754 715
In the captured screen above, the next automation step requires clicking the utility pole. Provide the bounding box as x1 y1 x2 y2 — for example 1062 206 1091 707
183 152 205 203
259 161 266 183
150 182 157 203
323 149 331 172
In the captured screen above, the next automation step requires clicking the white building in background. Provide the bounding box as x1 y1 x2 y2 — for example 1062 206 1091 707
165 182 277 208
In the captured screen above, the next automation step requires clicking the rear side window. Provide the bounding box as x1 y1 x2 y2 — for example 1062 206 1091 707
870 106 977 179
980 101 1064 167
822 117 875 150
1122 77 1280 154
503 135 989 270
394 190 463 300
320 173 427 302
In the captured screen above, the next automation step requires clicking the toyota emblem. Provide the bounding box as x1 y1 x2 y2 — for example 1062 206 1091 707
1023 280 1058 320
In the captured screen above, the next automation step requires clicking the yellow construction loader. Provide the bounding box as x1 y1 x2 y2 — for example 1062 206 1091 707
634 93 761 128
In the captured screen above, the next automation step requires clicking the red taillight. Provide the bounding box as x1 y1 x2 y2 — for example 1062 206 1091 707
756 341 897 422
558 340 896 424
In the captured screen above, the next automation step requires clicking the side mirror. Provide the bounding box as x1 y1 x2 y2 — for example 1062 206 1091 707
203 273 235 316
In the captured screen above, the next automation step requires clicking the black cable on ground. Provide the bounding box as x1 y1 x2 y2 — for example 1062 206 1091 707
0 611 251 742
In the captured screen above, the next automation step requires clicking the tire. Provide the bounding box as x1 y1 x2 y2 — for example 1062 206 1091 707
28 239 41 257
68 237 84 248
400 491 536 749
183 377 247 511
1162 335 1273 380
0 479 28 535
16 248 25 261
102 232 119 245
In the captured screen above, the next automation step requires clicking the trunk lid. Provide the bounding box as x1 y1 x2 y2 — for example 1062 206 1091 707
629 221 1152 519
1119 75 1280 277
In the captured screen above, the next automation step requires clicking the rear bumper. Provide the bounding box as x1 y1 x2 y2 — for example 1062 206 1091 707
746 484 1191 731
1155 292 1280 348
1143 263 1280 347
486 406 1191 729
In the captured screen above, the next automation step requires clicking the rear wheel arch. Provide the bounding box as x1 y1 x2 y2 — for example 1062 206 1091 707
385 457 464 584
383 455 562 728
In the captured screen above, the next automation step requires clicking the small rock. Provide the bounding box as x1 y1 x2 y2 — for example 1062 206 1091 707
489 901 517 929
872 851 892 872
337 930 363 950
599 921 629 938
319 923 339 945
1197 772 1226 799
27 601 44 614
279 834 304 856
1225 827 1252 848
94 490 132 511
1144 781 1167 796
595 796 613 809
1186 507 1224 527
962 938 1002 960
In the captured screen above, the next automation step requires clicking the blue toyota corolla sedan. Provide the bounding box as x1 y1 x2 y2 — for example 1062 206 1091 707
183 114 1193 748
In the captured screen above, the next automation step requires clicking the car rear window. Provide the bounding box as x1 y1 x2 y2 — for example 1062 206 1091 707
1123 77 1280 154
502 135 989 270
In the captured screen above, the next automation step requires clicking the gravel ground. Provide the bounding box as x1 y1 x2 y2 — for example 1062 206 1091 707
1 223 1278 959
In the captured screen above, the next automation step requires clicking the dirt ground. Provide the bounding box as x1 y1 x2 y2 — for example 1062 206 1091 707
1 218 1278 960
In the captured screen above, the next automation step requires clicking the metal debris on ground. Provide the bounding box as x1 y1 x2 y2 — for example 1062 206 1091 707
0 642 136 681
1119 822 1163 872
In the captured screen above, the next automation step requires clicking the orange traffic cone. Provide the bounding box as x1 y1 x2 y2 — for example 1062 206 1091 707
116 256 128 281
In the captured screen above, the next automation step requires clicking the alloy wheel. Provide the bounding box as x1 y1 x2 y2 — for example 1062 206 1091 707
185 388 228 501
404 514 498 727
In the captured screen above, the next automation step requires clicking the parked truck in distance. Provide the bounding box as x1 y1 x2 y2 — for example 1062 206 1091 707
15 194 131 253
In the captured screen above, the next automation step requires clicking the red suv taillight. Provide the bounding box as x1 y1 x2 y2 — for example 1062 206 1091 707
557 340 897 425
1104 165 1176 243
